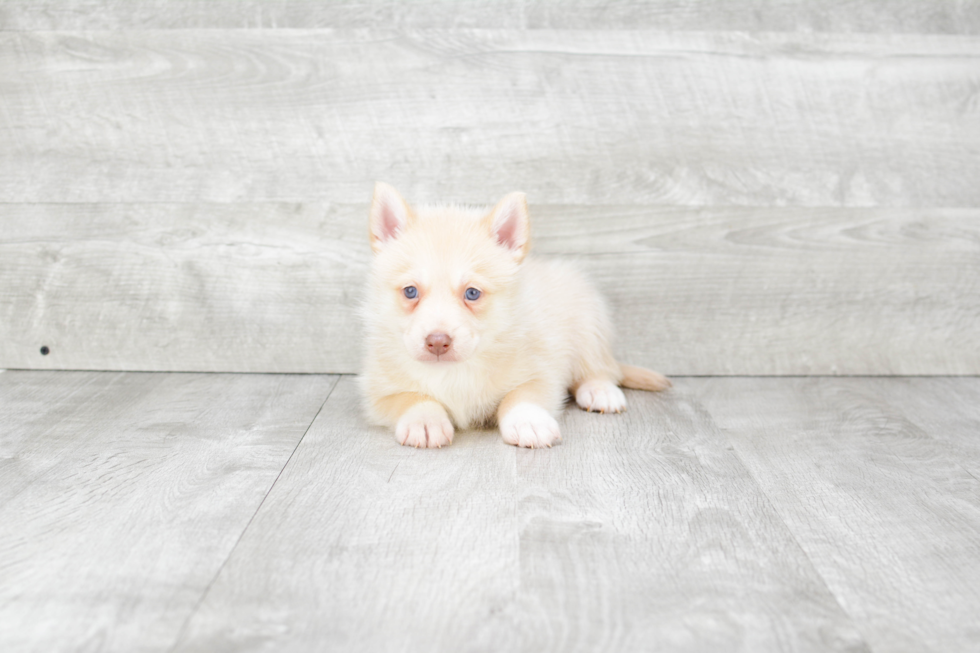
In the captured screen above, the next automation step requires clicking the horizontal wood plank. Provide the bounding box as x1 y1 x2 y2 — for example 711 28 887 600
2 203 977 374
0 202 367 373
2 30 978 205
0 370 337 653
2 1 978 33
690 377 980 652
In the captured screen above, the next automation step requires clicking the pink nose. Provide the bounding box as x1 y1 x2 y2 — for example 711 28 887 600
425 332 453 356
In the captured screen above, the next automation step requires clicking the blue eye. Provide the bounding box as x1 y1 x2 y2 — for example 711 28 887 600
465 287 482 301
403 286 418 299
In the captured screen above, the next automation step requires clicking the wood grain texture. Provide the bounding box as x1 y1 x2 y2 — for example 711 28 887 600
690 377 980 653
4 373 980 652
2 1 978 32
2 30 978 206
171 376 526 653
510 384 868 652
862 377 980 479
3 203 977 374
173 376 869 653
0 203 368 373
0 370 338 653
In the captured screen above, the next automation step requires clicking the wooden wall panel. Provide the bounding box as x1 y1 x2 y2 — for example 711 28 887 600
0 203 368 373
2 1 978 33
3 203 976 374
1 30 978 206
2 21 977 374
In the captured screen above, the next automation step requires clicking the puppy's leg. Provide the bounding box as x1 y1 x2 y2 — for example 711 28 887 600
497 380 563 448
570 324 629 414
373 392 454 448
573 378 627 414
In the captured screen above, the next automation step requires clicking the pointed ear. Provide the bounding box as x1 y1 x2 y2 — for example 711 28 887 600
369 182 412 253
484 191 530 261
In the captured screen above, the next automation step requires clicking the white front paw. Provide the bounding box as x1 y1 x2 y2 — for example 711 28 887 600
395 401 454 448
575 379 627 413
500 403 562 448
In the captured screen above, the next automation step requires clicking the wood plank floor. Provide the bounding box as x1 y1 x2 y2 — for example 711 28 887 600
1 371 978 652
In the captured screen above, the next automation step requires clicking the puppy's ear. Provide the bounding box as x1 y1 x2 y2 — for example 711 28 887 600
369 182 412 253
485 191 530 261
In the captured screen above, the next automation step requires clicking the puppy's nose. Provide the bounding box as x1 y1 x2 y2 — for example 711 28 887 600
425 332 453 356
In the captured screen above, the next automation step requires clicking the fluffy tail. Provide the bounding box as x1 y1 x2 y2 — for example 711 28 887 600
619 363 671 392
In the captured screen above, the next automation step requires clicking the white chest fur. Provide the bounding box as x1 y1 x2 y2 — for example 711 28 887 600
410 358 511 428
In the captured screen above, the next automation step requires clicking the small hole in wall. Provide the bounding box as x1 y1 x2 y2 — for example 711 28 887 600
40 346 50 356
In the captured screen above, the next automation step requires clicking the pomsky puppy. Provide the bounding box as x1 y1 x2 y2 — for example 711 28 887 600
360 182 670 449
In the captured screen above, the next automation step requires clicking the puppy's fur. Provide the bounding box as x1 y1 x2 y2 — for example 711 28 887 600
360 183 669 448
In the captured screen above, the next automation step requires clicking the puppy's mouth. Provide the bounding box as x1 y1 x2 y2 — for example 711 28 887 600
416 352 461 363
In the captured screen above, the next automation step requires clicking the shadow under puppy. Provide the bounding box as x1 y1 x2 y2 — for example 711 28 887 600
360 183 670 448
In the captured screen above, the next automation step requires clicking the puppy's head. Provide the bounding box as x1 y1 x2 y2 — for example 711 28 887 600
366 182 530 364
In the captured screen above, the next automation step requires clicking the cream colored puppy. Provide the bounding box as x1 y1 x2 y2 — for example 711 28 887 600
360 183 669 449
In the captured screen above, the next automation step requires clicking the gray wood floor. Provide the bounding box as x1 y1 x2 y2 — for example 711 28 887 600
2 370 978 652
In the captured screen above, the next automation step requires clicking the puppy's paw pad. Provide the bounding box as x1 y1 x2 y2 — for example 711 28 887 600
575 379 627 414
500 403 562 449
395 402 454 448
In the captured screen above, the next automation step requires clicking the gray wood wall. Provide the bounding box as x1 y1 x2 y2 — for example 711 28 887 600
2 2 978 374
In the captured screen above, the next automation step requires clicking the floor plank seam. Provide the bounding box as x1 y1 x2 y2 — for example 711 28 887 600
164 374 342 652
703 408 873 646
